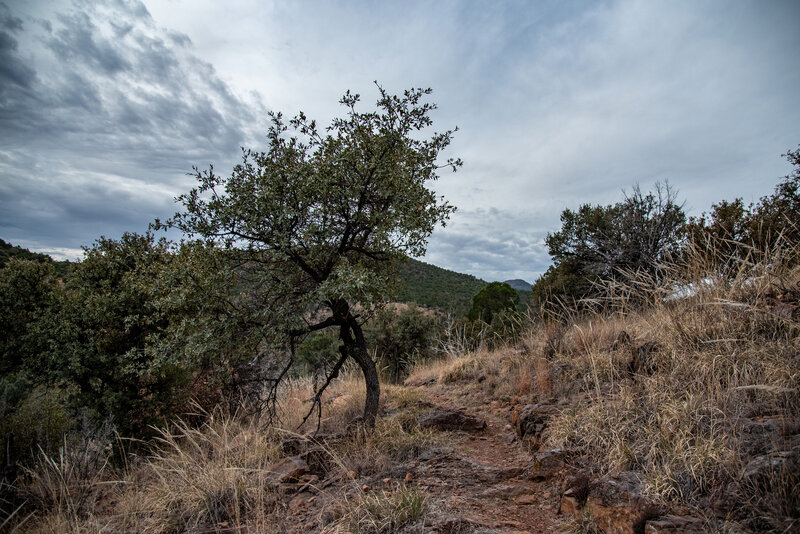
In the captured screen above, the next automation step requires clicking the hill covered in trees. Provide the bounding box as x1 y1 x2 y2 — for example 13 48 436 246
0 239 71 277
395 257 487 315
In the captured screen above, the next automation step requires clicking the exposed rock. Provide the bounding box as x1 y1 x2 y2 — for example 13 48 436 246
585 472 661 534
526 448 573 480
513 494 538 505
266 456 310 484
419 408 486 432
559 472 590 515
480 484 529 498
510 403 559 449
741 450 800 488
644 515 705 533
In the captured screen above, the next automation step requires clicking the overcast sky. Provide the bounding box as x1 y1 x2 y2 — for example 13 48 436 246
1 0 798 282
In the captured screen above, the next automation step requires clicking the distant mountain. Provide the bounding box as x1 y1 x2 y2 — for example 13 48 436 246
396 258 486 315
503 279 532 292
0 238 72 277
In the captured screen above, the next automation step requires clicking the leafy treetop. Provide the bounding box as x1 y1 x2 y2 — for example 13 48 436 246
163 85 461 426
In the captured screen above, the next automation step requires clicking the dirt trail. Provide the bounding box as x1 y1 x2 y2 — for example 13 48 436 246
409 382 564 533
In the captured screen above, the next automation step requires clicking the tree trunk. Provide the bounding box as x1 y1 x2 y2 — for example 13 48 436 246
338 313 380 428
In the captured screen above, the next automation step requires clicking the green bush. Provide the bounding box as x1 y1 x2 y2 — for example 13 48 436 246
366 305 437 382
467 282 519 324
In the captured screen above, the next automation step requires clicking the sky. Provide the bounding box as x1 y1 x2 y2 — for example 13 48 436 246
1 0 798 282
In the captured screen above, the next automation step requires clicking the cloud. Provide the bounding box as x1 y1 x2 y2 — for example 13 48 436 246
2 0 798 281
0 0 265 257
423 207 553 282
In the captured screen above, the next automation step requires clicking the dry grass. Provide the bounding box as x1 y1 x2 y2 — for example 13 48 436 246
10 365 447 533
541 243 800 531
322 483 428 534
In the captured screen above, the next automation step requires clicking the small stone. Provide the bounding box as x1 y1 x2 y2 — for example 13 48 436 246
644 515 705 533
346 470 357 480
542 492 551 499
266 456 310 484
514 494 537 505
404 472 414 483
382 477 391 484
362 484 370 491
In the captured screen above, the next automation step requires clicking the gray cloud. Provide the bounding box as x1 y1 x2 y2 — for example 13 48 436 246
1 0 799 280
0 0 265 258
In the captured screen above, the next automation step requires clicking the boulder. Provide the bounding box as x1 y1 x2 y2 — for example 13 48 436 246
510 403 559 449
585 472 660 534
526 448 573 480
266 456 310 484
644 515 705 533
419 408 486 433
741 450 800 489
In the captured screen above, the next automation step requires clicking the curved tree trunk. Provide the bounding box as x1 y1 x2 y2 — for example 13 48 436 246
348 318 380 427
337 311 380 428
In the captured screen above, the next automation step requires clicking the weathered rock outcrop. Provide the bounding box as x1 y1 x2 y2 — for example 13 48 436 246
510 403 559 450
584 472 660 534
643 514 705 533
419 408 486 433
266 456 310 484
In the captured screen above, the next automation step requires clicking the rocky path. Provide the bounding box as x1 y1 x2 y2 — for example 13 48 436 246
409 383 564 533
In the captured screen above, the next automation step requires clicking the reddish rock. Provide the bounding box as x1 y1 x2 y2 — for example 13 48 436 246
526 448 573 480
514 494 538 505
419 408 486 432
288 491 314 514
559 490 582 515
585 472 660 534
559 473 590 515
644 515 705 533
266 456 310 484
741 450 799 488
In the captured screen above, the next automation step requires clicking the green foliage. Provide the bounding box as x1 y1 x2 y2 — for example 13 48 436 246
295 331 340 375
534 182 686 307
0 386 71 459
467 281 519 324
687 146 800 263
0 258 61 379
52 233 193 434
366 305 437 382
395 257 486 314
163 85 460 425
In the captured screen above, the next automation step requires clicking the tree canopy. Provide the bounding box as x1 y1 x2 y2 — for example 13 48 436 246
533 182 686 307
467 281 519 324
687 146 800 265
163 85 460 426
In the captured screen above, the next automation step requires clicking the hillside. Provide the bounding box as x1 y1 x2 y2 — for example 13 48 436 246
396 257 487 315
0 238 72 277
503 278 532 291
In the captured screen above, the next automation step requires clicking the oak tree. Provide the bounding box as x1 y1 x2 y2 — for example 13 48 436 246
165 86 460 427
